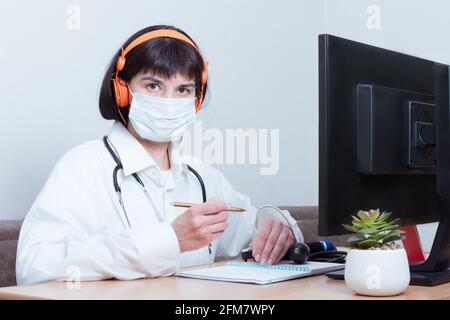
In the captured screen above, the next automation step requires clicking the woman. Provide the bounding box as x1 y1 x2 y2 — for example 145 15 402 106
16 25 303 285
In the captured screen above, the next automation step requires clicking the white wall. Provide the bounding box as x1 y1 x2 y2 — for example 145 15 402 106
323 0 446 250
324 0 450 65
0 0 324 220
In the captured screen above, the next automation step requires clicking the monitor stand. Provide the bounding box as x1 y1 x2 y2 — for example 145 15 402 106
409 208 450 286
410 269 450 286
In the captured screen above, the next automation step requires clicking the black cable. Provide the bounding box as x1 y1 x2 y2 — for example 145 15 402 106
308 251 347 264
104 136 144 189
186 164 207 203
112 165 122 193
103 136 121 166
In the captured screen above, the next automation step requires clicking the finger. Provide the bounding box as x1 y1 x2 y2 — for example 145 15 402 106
205 230 224 245
201 210 229 226
277 240 292 263
191 198 229 216
274 228 295 263
268 229 289 265
203 220 229 235
280 229 296 262
252 220 273 261
260 220 283 264
190 210 227 230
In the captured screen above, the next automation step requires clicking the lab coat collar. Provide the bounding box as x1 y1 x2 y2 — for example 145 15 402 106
107 121 187 177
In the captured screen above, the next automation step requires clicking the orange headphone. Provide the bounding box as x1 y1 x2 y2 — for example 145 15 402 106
112 29 208 116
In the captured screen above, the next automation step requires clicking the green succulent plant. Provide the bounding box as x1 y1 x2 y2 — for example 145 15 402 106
343 209 406 249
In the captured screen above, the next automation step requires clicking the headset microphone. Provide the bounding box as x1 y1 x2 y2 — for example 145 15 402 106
307 240 336 252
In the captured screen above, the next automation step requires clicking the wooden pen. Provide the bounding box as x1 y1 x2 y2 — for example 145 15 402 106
171 202 246 213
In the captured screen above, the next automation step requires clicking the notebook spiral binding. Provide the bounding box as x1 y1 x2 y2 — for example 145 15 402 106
226 261 311 272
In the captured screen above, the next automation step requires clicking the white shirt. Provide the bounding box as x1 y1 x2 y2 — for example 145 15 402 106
16 121 303 285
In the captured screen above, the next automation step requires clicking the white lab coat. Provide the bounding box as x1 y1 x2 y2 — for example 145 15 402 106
16 121 303 285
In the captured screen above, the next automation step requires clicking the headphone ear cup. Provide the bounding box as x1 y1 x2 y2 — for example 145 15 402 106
194 95 202 112
113 77 130 107
194 63 208 112
201 68 207 85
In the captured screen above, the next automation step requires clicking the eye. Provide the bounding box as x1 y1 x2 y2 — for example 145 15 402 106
147 83 160 91
178 87 191 95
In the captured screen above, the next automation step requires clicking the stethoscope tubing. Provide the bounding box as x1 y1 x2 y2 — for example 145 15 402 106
102 136 207 228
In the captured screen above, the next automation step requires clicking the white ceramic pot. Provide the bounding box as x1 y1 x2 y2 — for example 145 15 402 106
345 248 410 296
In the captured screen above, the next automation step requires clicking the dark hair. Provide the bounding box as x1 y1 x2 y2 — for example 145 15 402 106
99 25 208 125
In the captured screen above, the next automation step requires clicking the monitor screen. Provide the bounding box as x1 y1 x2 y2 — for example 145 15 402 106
318 34 441 236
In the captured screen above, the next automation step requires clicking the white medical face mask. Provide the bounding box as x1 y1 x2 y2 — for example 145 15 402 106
128 91 196 143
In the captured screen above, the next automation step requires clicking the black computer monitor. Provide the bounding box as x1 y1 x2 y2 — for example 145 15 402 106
318 34 450 286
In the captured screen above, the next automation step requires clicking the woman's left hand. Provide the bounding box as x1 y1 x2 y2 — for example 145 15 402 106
252 219 295 265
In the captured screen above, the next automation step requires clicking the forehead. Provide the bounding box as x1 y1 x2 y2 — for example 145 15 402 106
137 70 194 84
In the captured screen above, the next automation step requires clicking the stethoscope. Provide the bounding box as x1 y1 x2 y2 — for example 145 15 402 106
102 136 207 228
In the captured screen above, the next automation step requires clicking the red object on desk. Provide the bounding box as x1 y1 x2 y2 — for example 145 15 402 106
400 225 425 264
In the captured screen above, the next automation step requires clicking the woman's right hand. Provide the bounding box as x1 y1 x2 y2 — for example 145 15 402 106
170 198 230 253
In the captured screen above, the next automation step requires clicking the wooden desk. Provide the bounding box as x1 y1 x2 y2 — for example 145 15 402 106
1 262 450 300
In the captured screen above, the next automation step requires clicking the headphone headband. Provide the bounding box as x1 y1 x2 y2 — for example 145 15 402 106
116 29 206 72
123 29 199 58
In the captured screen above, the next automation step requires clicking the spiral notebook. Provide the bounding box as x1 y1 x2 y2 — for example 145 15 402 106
176 261 344 285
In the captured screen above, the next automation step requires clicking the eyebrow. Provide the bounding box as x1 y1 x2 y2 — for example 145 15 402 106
140 75 195 88
178 83 196 88
141 75 163 84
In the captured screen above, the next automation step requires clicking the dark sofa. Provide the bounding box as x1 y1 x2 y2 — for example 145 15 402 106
0 220 22 288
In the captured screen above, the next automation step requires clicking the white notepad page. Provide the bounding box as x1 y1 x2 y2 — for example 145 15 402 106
176 261 344 285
